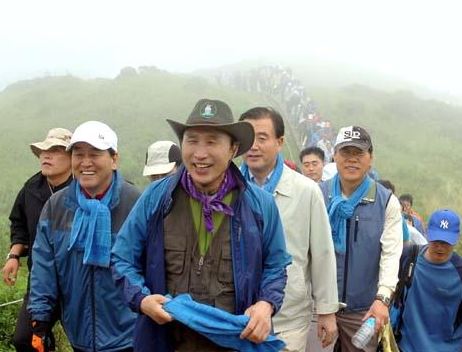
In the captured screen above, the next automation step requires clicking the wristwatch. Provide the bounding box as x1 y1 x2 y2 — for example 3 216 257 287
6 253 20 261
375 294 391 306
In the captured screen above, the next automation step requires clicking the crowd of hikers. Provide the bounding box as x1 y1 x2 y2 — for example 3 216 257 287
214 65 336 158
1 68 461 352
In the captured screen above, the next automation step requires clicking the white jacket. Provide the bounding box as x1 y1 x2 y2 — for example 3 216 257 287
272 165 339 332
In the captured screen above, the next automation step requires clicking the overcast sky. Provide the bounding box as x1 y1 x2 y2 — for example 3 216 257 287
1 0 461 95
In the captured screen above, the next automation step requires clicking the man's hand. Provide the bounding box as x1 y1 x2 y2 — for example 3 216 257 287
240 300 273 344
2 259 20 286
363 300 389 333
317 313 337 348
140 294 173 325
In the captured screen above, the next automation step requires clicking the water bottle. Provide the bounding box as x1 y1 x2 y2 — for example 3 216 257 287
351 317 376 349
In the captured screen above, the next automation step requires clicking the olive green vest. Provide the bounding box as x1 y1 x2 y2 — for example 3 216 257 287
163 188 236 352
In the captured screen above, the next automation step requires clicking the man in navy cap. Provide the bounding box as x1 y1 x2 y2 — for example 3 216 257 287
396 209 462 352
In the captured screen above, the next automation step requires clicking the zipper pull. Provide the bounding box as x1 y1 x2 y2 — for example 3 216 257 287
196 256 204 275
354 216 359 242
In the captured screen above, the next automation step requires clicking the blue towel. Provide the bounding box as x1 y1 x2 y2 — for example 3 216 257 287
327 174 372 253
164 294 285 352
68 173 116 267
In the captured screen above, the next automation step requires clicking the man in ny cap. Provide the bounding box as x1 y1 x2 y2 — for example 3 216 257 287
143 141 182 182
320 126 402 351
395 209 462 352
28 121 140 352
112 99 290 352
1 127 73 352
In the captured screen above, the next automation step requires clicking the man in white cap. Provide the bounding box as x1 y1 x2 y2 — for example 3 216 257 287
143 141 182 182
2 127 73 352
28 121 140 352
112 99 290 352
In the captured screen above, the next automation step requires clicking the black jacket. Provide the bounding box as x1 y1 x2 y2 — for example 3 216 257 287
9 171 72 270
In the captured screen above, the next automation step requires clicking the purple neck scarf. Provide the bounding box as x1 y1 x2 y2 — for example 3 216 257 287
181 168 237 233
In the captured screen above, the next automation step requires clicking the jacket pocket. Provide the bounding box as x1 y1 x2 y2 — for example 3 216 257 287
164 237 187 275
218 241 233 283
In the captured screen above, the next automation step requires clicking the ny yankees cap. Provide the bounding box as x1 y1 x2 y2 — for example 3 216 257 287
427 209 460 245
334 126 372 152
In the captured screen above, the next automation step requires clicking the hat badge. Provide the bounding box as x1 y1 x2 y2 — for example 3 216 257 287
440 219 449 229
98 133 105 140
201 103 216 119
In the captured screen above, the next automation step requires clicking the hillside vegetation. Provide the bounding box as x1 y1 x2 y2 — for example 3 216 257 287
0 65 461 349
308 84 462 218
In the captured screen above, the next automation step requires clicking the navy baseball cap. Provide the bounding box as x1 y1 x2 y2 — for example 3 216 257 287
427 209 460 245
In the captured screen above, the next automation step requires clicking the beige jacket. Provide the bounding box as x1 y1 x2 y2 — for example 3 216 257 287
272 165 339 332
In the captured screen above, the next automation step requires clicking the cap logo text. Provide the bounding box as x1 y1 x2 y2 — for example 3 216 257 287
440 219 449 229
343 130 361 140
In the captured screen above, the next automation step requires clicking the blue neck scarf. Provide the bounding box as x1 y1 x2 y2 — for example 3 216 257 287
240 153 284 194
328 174 372 253
68 172 116 267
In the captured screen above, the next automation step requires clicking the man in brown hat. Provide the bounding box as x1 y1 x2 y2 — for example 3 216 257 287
1 128 73 352
112 98 291 352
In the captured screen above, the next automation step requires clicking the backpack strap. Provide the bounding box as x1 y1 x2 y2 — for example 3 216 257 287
391 244 420 338
393 244 420 303
450 253 462 329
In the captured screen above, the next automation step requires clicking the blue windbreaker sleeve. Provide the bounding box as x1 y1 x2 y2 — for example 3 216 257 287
257 191 291 314
27 201 59 322
111 180 165 313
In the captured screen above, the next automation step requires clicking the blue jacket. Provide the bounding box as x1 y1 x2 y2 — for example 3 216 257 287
321 180 391 311
111 164 291 352
28 172 140 352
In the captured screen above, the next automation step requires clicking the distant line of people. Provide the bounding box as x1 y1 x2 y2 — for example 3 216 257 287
1 97 461 352
215 64 337 157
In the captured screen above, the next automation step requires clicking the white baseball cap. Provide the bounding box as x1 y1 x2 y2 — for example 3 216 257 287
67 121 118 152
143 141 181 176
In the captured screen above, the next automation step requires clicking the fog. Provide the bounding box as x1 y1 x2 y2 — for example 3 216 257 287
1 0 461 95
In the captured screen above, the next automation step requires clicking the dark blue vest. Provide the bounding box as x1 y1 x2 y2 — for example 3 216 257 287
321 180 392 311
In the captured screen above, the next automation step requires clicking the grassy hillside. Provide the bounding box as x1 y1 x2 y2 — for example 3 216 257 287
308 84 462 218
0 67 284 350
0 68 279 213
1 66 462 227
1 65 462 349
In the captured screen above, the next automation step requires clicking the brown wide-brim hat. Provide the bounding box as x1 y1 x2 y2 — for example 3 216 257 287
167 98 255 157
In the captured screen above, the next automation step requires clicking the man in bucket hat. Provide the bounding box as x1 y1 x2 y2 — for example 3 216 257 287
2 127 73 352
112 98 291 352
395 209 462 352
28 121 140 351
143 141 182 182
